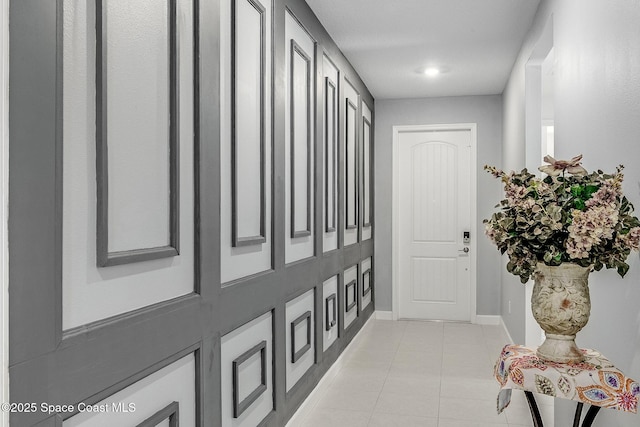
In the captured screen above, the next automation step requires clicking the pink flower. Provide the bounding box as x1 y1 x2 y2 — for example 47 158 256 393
567 206 618 259
616 227 640 251
538 154 588 176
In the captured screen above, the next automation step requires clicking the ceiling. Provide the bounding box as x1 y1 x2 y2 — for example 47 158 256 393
305 0 541 99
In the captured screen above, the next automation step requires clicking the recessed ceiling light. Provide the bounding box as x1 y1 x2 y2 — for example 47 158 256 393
424 67 440 77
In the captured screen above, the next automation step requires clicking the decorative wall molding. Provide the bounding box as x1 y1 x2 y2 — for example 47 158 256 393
95 0 180 267
136 401 179 427
8 0 375 425
232 340 268 418
324 293 336 331
290 311 311 363
322 275 339 352
289 39 312 238
362 268 371 297
345 99 358 230
231 0 267 247
362 116 372 228
345 279 357 312
58 350 196 425
324 76 337 233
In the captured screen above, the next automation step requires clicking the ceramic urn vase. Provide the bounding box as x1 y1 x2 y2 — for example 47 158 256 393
531 262 591 363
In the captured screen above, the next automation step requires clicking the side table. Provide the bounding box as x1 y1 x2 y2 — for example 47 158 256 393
495 344 639 427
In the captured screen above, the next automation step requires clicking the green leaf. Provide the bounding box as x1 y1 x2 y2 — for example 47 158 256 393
617 263 630 277
574 199 586 210
585 184 599 197
571 185 583 197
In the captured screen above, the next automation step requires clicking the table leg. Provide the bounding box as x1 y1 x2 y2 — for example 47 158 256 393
573 402 583 427
524 391 544 427
581 405 601 427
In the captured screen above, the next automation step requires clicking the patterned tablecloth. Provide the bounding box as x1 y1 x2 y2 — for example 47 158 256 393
495 344 640 414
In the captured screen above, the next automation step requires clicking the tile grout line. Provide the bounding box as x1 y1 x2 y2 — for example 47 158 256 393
437 323 445 426
366 320 407 426
481 324 501 426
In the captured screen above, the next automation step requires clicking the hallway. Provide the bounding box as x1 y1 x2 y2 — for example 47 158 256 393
290 320 553 426
5 0 640 425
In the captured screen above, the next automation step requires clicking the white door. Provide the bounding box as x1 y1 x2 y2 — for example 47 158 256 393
395 125 475 321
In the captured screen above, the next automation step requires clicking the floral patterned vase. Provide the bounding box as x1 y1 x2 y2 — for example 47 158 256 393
531 263 591 363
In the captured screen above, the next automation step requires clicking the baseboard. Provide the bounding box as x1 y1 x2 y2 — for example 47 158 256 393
475 315 501 325
499 316 515 344
374 310 393 320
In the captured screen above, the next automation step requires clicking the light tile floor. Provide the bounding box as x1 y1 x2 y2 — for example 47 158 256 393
289 319 554 427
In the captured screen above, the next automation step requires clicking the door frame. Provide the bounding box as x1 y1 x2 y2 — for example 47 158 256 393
392 123 478 322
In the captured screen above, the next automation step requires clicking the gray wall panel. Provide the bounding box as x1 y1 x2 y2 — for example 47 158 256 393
35 417 61 427
8 0 375 425
9 0 61 366
11 299 201 425
321 250 344 278
197 0 219 423
343 243 362 267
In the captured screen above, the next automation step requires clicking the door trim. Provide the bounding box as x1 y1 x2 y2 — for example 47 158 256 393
392 123 477 322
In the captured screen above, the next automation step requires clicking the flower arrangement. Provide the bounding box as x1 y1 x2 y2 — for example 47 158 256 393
484 155 640 283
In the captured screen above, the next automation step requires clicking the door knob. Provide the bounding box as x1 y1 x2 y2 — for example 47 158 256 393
458 247 469 253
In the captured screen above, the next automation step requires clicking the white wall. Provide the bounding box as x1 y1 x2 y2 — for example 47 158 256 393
374 95 503 315
1 0 8 424
503 0 640 425
62 0 195 328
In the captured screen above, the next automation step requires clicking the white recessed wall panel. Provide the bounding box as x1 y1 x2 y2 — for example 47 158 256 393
361 257 372 311
291 47 311 235
221 0 273 282
285 10 315 264
286 289 315 391
233 0 265 244
362 102 372 241
343 79 359 247
322 55 339 253
105 0 172 253
221 311 273 427
62 0 194 329
322 275 338 351
343 265 358 329
64 353 195 426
